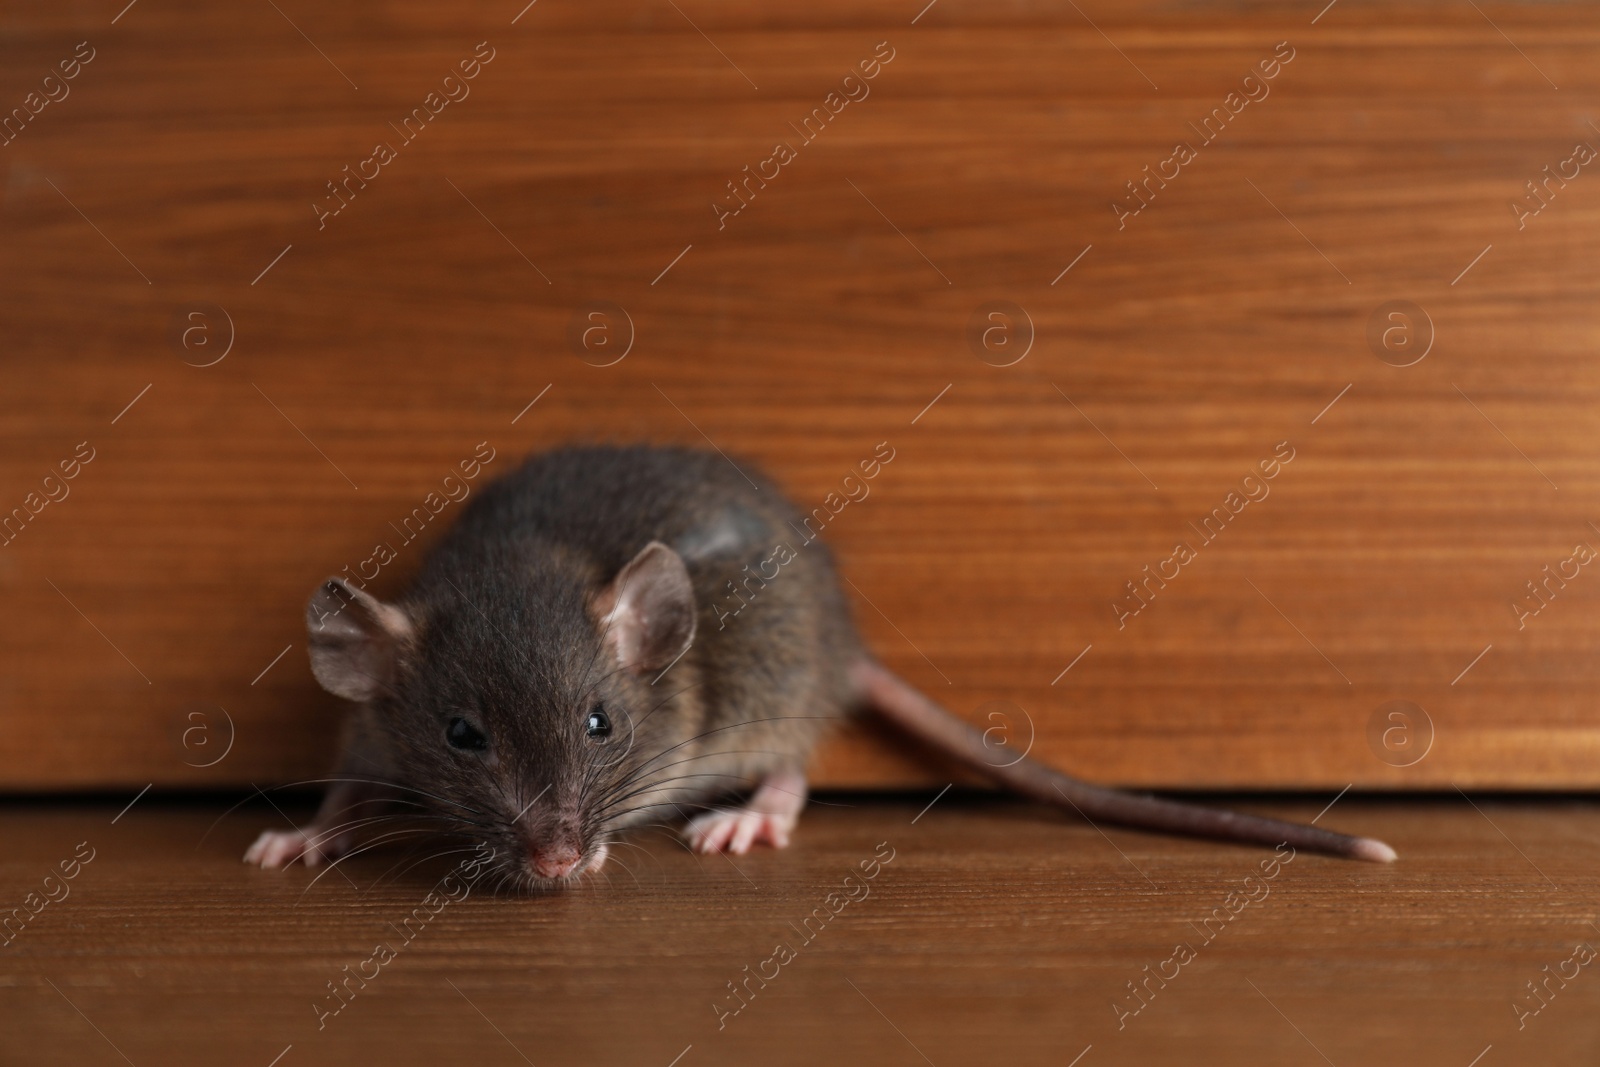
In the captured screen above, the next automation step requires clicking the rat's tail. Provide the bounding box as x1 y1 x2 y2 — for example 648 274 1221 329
850 659 1396 863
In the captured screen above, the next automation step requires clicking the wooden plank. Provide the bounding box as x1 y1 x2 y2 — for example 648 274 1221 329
1 1 1597 788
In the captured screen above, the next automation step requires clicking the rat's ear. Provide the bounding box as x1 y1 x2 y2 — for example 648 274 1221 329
305 578 415 702
596 541 696 673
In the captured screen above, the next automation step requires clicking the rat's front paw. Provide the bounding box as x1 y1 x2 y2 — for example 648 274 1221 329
243 828 336 869
682 808 797 855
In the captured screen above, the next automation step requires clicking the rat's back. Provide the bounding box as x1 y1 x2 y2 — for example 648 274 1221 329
446 445 782 574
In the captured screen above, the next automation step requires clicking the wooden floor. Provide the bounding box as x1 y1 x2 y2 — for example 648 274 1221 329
3 794 1598 1066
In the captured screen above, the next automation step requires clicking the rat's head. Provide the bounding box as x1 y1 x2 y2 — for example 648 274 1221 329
304 541 697 889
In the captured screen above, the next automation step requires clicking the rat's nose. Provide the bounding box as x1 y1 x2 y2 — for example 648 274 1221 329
529 844 581 879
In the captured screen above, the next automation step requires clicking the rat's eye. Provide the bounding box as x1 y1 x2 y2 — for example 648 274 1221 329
446 717 489 752
585 705 612 742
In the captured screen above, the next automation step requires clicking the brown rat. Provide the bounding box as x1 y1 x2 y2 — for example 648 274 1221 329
245 444 1395 886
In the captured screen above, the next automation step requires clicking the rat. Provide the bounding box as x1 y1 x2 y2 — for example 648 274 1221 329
245 444 1395 886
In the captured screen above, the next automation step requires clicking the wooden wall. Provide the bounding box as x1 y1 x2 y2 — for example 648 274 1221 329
2 0 1597 791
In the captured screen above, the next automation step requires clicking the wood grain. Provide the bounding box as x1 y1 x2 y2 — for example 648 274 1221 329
1 795 1597 1065
2 1 1599 789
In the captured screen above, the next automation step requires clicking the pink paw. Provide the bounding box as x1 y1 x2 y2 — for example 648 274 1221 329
682 808 796 855
243 828 339 869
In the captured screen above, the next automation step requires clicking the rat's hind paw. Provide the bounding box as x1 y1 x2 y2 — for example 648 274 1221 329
682 807 797 855
243 828 339 869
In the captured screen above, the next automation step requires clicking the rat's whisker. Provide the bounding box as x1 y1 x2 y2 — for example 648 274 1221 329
591 770 760 819
599 837 658 867
205 776 487 850
604 714 833 792
365 844 491 895
598 851 639 888
296 827 460 900
596 747 796 804
618 679 704 739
